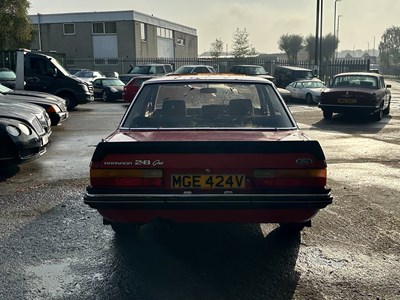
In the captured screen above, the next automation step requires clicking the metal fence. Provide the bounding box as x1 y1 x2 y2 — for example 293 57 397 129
0 50 370 82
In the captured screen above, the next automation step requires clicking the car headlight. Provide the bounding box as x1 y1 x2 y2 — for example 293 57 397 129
110 87 117 92
80 84 89 92
6 125 21 136
19 123 32 135
47 105 61 113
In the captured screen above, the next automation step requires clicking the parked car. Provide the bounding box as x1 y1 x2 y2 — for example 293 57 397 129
318 72 391 121
229 65 275 81
123 76 154 103
84 74 333 234
92 77 125 102
285 79 326 104
273 66 314 88
167 65 216 75
0 102 51 165
0 83 68 126
0 68 16 89
73 70 104 82
119 64 173 84
0 98 52 136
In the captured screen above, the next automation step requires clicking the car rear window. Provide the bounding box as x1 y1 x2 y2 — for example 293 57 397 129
121 81 295 129
332 75 378 88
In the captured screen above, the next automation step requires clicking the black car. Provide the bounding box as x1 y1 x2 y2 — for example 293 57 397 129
0 104 50 165
273 66 314 88
0 68 16 89
0 99 52 136
0 84 68 126
229 65 275 81
92 77 125 102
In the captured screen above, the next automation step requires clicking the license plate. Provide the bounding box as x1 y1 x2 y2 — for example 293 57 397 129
338 98 357 104
42 134 49 146
171 174 245 189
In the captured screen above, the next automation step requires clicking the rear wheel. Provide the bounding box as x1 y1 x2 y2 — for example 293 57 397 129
279 221 310 234
383 100 391 115
305 93 313 104
323 110 333 119
372 105 383 121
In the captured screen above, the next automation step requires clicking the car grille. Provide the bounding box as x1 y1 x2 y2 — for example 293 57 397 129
32 117 45 135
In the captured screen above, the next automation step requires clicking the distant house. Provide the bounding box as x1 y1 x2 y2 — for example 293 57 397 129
29 10 198 72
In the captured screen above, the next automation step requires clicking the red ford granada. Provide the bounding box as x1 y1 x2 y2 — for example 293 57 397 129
84 74 333 234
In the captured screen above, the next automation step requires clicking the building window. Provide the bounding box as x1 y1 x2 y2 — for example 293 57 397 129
63 23 75 35
92 22 117 34
157 27 173 39
140 23 147 41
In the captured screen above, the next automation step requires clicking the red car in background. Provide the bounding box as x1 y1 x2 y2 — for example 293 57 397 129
122 76 154 103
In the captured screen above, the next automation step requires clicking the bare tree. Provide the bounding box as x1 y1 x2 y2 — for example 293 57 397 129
210 38 224 58
0 0 33 50
231 28 257 58
278 34 303 63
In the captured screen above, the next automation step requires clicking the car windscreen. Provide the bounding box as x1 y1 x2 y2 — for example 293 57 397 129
174 66 194 74
129 66 151 74
0 71 16 80
103 79 125 86
121 81 295 129
332 75 378 89
295 71 313 79
245 67 267 75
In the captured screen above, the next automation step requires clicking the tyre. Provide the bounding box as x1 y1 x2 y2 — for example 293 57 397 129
323 110 333 119
62 94 77 110
372 105 383 121
279 221 310 234
102 91 109 102
305 93 313 105
383 100 391 115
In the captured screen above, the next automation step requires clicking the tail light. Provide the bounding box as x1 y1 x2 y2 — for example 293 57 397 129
253 168 327 187
90 168 163 187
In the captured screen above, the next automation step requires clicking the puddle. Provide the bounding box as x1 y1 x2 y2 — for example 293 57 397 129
27 260 75 298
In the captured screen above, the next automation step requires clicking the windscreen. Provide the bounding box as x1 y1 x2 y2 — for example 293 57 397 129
121 81 295 129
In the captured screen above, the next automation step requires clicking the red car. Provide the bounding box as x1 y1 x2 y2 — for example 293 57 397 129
122 76 154 103
85 75 333 234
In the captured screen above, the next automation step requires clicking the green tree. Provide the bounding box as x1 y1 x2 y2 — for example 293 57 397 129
210 38 224 58
231 28 257 58
0 0 33 50
379 26 400 68
278 34 303 63
304 33 338 63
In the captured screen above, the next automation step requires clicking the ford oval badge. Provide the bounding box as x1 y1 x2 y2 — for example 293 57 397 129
296 158 313 165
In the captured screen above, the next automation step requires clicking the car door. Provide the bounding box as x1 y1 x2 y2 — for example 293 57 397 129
25 56 57 93
93 79 104 98
291 82 302 98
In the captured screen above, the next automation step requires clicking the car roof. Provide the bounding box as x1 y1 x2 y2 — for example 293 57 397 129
143 74 272 84
231 65 263 68
275 66 312 71
334 72 382 78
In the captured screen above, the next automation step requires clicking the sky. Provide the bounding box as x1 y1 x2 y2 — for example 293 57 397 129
28 0 400 55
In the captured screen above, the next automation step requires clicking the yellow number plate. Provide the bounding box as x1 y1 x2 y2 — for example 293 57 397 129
338 98 357 104
171 175 245 189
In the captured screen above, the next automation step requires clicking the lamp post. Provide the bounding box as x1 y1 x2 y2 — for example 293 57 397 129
336 15 343 56
333 0 341 61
